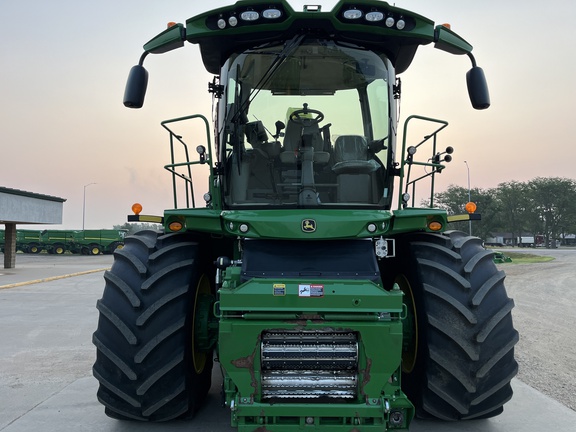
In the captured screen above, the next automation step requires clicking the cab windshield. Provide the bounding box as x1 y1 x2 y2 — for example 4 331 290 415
220 39 393 208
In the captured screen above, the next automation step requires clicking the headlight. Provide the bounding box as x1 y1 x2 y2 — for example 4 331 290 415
343 9 362 20
240 10 259 21
365 11 384 22
262 8 282 19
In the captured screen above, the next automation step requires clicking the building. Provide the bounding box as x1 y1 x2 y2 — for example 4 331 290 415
0 186 65 268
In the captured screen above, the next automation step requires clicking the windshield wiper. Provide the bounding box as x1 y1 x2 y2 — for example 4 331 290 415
231 34 306 124
222 34 306 178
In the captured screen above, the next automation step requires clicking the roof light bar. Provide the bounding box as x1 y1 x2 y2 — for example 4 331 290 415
339 5 414 31
209 5 285 31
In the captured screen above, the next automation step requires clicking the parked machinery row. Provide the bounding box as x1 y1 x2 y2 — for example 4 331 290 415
0 229 126 255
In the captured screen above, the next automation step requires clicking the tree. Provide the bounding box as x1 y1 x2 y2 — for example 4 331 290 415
113 222 162 235
495 181 530 243
427 177 576 247
432 185 499 240
525 177 576 247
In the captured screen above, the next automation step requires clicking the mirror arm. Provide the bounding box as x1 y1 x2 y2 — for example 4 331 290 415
467 52 477 68
138 51 149 67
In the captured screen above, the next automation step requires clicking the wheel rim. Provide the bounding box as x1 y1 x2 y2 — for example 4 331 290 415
395 274 418 374
191 274 211 374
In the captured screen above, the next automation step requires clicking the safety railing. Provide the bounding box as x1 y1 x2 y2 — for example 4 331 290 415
161 114 212 209
397 115 450 208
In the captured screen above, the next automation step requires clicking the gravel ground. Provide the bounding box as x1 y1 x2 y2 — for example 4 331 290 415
497 248 576 411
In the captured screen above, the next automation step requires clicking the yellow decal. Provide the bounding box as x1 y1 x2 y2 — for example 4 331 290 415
302 219 316 233
273 283 286 296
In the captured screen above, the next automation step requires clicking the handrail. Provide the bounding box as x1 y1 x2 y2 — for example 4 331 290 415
397 115 449 209
161 114 212 209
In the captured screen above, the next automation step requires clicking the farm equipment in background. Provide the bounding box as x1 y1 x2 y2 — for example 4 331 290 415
37 230 77 254
93 1 518 430
15 229 44 254
0 229 126 255
68 229 127 255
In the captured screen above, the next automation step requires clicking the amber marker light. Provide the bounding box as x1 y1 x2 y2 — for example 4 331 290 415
168 221 184 232
428 221 443 231
132 203 143 215
167 21 177 28
465 201 477 214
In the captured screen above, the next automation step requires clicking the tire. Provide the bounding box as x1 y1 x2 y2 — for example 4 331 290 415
393 230 518 421
106 242 123 254
89 244 102 255
53 244 66 255
28 243 42 254
92 230 214 421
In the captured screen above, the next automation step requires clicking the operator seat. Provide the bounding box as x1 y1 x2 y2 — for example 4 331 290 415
332 135 380 203
279 112 330 165
278 118 303 163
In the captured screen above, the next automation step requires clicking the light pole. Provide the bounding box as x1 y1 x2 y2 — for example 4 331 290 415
83 183 96 230
464 161 472 235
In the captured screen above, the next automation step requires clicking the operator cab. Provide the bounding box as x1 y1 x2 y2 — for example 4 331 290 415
219 38 394 208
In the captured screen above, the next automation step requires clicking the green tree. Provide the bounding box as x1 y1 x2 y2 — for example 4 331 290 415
113 222 162 235
495 181 530 243
432 185 499 240
526 177 576 247
432 177 576 247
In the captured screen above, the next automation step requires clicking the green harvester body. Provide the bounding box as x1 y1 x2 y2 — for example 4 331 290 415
92 1 516 431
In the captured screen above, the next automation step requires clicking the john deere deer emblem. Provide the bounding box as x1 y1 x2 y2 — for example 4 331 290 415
302 219 316 233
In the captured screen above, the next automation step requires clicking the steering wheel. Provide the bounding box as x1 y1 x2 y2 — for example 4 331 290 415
290 104 324 126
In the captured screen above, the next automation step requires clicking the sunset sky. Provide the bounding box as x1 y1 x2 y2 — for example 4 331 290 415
2 1 575 229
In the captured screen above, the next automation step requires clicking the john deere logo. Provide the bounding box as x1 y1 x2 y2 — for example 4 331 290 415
302 219 316 233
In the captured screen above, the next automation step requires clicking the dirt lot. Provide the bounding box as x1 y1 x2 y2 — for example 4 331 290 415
497 248 576 411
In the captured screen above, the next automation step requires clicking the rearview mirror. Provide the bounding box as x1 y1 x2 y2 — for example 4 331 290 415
123 65 148 108
467 66 490 110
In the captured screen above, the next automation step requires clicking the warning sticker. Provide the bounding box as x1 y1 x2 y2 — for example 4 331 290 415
273 284 286 296
298 284 324 297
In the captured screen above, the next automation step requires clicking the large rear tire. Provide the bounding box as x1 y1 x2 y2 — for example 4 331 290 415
394 231 518 420
92 230 214 421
